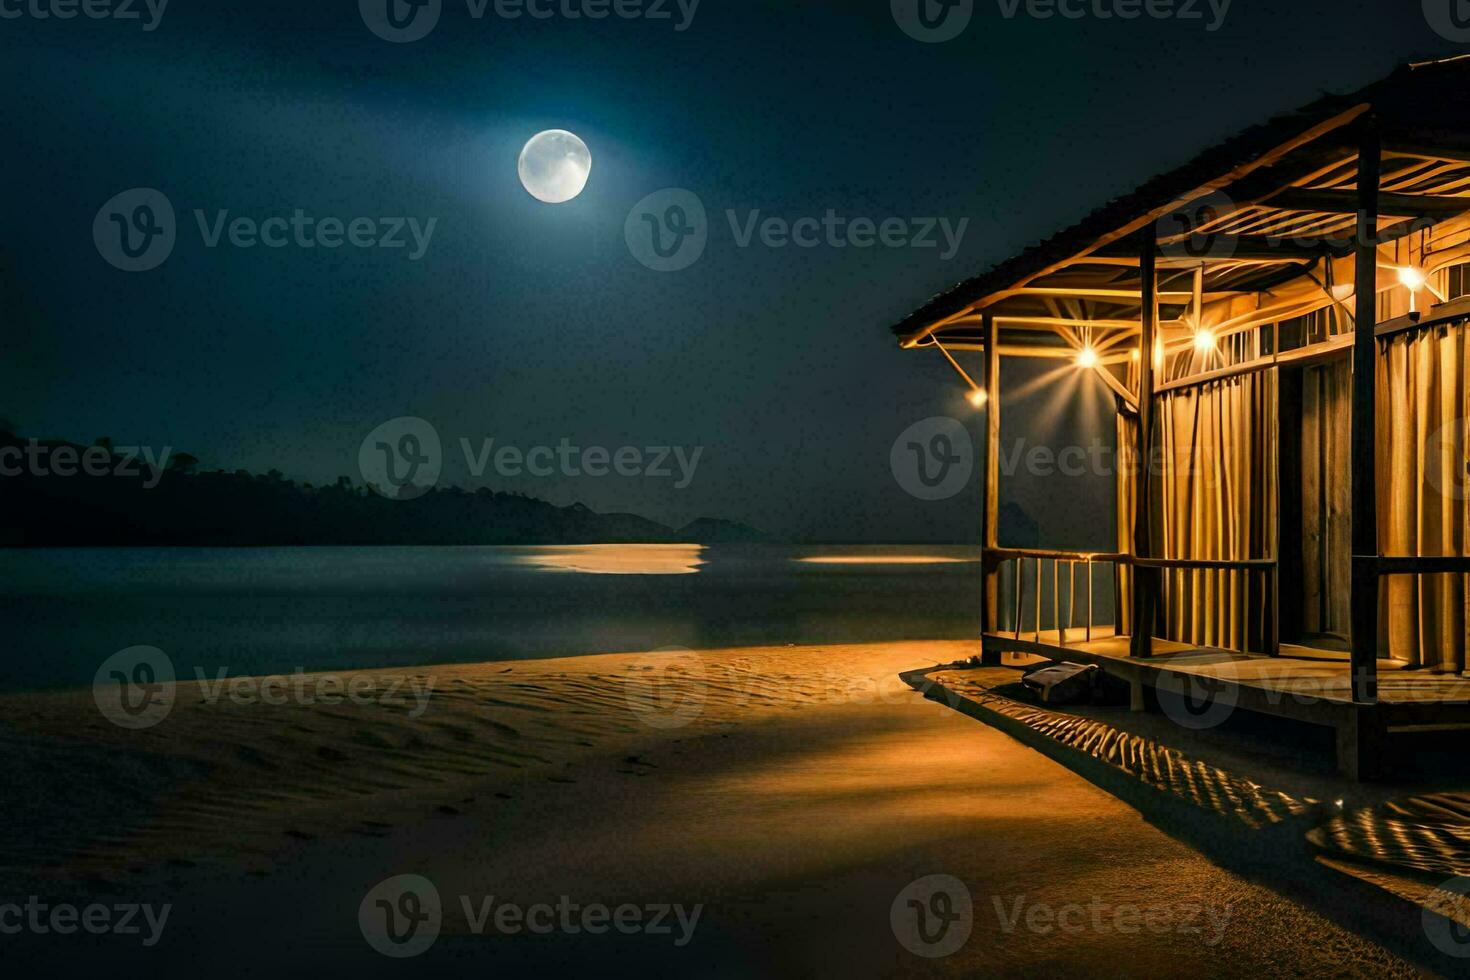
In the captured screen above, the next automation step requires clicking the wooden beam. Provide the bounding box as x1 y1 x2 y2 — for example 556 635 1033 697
1094 364 1139 414
1151 333 1355 395
1006 286 1243 302
1097 237 1327 262
1350 120 1380 706
1131 227 1158 660
981 313 1002 665
1384 142 1470 166
1265 188 1470 220
1376 556 1470 574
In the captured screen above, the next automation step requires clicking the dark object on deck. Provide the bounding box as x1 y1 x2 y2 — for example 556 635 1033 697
1022 663 1100 705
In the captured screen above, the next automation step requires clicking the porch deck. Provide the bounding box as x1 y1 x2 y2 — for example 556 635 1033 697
982 628 1470 779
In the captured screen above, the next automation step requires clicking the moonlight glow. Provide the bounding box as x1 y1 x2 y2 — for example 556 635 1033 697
518 130 592 204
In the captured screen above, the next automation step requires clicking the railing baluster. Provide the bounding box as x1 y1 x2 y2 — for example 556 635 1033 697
1086 558 1093 644
1053 560 1061 646
1014 558 1025 641
1034 556 1042 643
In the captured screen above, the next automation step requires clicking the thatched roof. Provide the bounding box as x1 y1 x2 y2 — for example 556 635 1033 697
891 56 1470 349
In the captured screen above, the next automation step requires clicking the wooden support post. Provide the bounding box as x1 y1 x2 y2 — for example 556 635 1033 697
1350 121 1381 706
981 313 1002 665
1131 226 1159 659
1336 708 1382 781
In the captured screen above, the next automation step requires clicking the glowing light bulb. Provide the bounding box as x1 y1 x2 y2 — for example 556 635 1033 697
1076 346 1099 369
1130 348 1140 362
1152 338 1165 370
967 388 988 408
1193 329 1216 353
1398 266 1426 291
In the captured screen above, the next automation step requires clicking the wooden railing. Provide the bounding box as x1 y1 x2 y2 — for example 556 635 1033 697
1135 555 1279 656
985 548 1279 655
986 547 1128 647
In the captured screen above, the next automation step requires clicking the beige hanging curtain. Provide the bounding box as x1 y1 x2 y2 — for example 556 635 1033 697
1376 322 1470 672
1149 372 1277 652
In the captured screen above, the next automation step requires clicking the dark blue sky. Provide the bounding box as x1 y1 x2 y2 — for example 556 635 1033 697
0 0 1455 542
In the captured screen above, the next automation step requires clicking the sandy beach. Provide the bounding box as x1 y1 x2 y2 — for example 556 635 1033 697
2 642 1419 975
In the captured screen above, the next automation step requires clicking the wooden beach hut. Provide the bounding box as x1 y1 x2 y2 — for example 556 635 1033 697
892 57 1470 779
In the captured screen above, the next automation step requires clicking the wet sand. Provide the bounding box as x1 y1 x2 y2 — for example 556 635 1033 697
0 642 1421 976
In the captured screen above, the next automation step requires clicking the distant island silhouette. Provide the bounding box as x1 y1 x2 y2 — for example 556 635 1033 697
0 431 766 547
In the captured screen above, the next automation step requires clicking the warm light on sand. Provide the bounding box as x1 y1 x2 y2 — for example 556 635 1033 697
519 544 705 575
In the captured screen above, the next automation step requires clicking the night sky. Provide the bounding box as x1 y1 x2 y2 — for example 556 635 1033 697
0 0 1456 543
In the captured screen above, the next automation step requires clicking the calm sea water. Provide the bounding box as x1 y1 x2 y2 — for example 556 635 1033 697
0 544 982 693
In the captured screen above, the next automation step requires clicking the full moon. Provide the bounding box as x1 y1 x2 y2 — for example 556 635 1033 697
517 130 592 204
